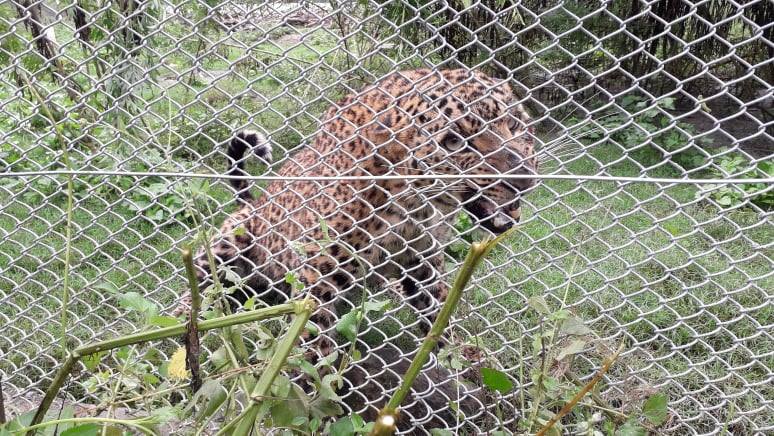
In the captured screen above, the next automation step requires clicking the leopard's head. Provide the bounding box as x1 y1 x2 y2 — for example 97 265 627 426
369 69 538 234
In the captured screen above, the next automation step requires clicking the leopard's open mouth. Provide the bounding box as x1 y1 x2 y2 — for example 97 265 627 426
466 197 521 234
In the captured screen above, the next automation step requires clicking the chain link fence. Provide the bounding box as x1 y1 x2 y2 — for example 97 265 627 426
0 0 772 434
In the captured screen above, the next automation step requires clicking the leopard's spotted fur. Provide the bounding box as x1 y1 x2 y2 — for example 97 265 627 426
184 68 537 359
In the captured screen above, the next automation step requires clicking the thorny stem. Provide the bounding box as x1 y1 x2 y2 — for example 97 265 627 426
28 304 297 431
370 228 516 436
218 299 316 436
535 341 626 436
19 73 75 358
182 246 203 392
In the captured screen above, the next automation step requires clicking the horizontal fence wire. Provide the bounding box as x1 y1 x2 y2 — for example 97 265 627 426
1 170 774 185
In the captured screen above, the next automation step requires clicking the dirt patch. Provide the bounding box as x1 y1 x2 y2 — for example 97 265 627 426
676 97 773 159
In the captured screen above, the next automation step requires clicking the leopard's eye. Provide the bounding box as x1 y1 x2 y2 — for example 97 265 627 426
508 115 521 131
441 133 464 151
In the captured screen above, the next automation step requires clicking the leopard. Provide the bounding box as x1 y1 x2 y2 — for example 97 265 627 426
178 68 538 363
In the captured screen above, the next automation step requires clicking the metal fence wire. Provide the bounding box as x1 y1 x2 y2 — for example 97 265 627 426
0 0 772 434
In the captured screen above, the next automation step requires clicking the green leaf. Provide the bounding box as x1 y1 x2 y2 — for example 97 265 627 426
61 425 100 436
149 315 180 327
658 97 676 110
294 358 321 383
285 272 303 292
319 350 340 368
305 321 319 337
560 316 592 336
233 226 246 237
430 430 455 436
615 419 647 436
642 392 669 425
94 281 119 294
330 416 355 436
116 292 159 318
480 367 513 394
50 405 76 433
350 414 365 431
151 406 179 424
270 397 307 428
272 374 292 398
320 373 343 402
309 417 321 432
363 300 390 313
82 351 106 371
527 295 550 315
197 380 228 419
319 219 331 242
3 411 35 431
535 412 563 436
549 309 570 321
336 309 362 342
143 373 160 385
556 339 587 361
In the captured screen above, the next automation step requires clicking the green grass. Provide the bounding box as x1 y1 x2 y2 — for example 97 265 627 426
0 17 772 434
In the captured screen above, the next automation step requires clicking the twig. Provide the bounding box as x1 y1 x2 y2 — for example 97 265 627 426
369 228 516 436
182 246 203 392
535 341 626 436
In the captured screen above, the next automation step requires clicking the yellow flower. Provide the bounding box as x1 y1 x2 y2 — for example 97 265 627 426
168 347 189 381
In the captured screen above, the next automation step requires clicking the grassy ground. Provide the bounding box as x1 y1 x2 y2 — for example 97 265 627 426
0 17 772 435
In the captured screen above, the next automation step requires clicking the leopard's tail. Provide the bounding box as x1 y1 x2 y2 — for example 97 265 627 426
228 130 272 200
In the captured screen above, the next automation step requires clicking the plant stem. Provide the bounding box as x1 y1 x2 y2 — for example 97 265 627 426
19 73 76 357
567 370 627 424
370 228 515 436
21 417 155 435
28 354 78 434
535 341 625 436
219 299 316 436
0 374 6 424
29 303 297 430
182 246 203 392
78 304 296 356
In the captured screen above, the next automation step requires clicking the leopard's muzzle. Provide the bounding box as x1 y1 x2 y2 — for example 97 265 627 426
466 196 522 234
